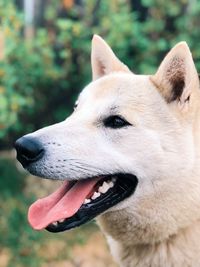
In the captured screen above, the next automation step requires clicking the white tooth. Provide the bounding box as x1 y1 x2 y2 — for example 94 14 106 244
52 221 58 226
59 219 65 223
109 181 114 188
91 192 101 200
84 198 91 204
98 182 110 194
103 181 110 192
98 186 104 193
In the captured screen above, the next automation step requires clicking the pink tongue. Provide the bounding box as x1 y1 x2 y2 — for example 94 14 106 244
28 178 100 230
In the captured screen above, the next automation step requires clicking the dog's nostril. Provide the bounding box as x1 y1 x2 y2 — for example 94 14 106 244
14 136 44 167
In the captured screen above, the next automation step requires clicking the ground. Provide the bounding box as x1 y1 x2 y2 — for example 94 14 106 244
0 230 117 267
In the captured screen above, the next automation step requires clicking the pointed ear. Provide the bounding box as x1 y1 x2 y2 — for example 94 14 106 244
91 35 131 80
151 42 199 107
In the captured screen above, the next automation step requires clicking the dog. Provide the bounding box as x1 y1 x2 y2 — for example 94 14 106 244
15 35 200 267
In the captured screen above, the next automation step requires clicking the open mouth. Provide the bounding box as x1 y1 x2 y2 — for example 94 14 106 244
28 173 138 233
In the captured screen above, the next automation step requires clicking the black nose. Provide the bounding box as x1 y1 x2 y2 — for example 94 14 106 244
15 136 44 167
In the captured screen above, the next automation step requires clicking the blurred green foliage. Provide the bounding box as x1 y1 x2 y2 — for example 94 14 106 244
0 0 200 147
0 158 43 266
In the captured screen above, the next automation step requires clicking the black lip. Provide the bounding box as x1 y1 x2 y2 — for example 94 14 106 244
46 173 138 233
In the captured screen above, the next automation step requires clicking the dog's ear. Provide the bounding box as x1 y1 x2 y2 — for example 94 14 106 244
151 42 199 108
91 35 131 80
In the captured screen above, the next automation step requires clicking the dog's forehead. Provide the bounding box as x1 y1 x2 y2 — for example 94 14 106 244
73 73 170 126
79 73 153 108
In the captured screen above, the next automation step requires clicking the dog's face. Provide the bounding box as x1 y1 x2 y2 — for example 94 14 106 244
15 36 200 244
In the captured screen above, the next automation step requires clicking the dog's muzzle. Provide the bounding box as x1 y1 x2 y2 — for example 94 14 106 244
15 136 44 167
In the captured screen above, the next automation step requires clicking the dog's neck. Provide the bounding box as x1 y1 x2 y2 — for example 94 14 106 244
98 213 200 267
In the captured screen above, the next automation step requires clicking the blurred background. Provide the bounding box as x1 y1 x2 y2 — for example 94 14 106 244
0 0 200 266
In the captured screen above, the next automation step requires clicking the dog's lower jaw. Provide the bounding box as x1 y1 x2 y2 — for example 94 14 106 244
98 215 200 267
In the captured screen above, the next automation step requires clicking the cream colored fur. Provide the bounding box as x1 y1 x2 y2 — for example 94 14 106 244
93 36 200 267
24 35 200 267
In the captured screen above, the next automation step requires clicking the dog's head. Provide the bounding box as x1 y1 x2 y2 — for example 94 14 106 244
15 36 200 244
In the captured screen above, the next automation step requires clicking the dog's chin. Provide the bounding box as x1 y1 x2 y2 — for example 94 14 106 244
28 173 138 233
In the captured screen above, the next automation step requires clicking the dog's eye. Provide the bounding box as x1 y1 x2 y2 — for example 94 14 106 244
103 115 131 129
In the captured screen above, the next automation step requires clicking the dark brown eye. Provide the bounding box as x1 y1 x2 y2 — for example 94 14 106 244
103 115 131 129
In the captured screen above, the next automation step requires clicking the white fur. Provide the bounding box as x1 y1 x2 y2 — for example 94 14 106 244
23 35 200 267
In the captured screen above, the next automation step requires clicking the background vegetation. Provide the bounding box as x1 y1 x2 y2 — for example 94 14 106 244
0 0 200 266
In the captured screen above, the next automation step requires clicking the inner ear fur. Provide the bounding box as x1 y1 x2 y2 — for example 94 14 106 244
151 42 199 104
91 35 131 80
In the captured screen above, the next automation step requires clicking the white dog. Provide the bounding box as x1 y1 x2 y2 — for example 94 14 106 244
15 35 200 267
